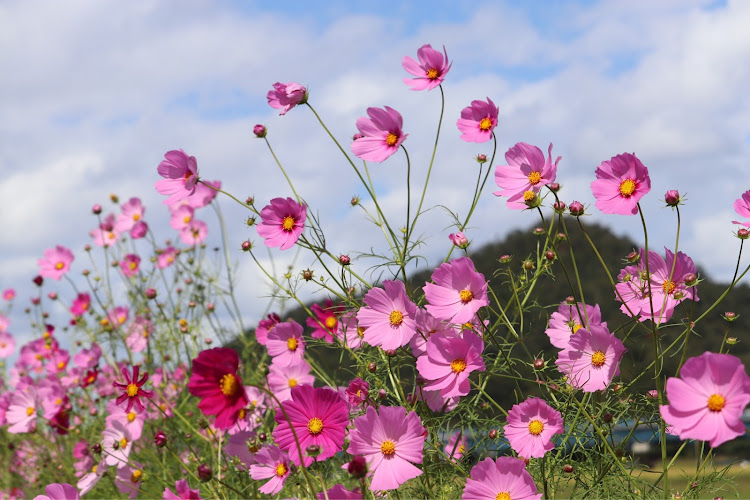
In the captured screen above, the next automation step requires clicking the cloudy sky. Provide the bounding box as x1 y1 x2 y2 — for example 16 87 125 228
2 0 750 339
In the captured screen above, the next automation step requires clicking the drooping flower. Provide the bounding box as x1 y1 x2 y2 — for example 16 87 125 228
356 280 418 350
545 300 607 350
348 405 427 491
155 149 199 206
267 82 307 115
266 320 306 367
34 483 80 500
504 397 564 459
660 352 750 448
345 378 370 406
249 445 292 495
119 254 141 278
267 361 314 403
187 348 249 429
255 313 281 346
350 106 407 163
257 197 307 251
423 257 489 324
449 231 469 249
590 152 651 215
555 325 626 392
402 44 452 91
494 143 560 210
163 478 203 500
456 98 499 143
272 384 349 466
732 189 750 227
462 456 541 500
417 331 485 399
306 299 343 343
38 246 74 280
113 365 153 413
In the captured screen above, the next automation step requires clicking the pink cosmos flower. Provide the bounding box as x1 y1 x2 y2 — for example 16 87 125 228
105 399 145 441
38 246 74 280
348 405 427 491
504 397 564 459
126 316 153 353
257 197 307 250
345 378 369 406
732 189 750 227
224 430 259 468
546 300 607 350
0 331 15 358
113 365 153 413
2 288 15 301
417 331 485 399
155 149 199 206
157 246 178 269
34 483 80 500
357 280 418 350
336 311 367 350
102 420 134 467
115 197 145 234
462 456 541 500
74 343 101 370
119 254 141 278
267 82 307 115
188 179 221 208
306 299 342 343
187 348 249 429
163 478 203 500
267 361 315 403
555 325 626 392
249 445 292 495
350 106 407 163
591 152 651 215
179 219 208 246
77 459 107 495
114 463 143 498
255 313 281 346
494 143 560 210
402 44 452 91
6 388 39 433
170 205 194 231
423 257 489 325
660 352 750 448
318 485 362 500
105 305 129 329
444 431 468 462
449 231 469 249
409 309 454 358
266 320 306 367
456 98 499 143
272 384 349 467
70 293 91 318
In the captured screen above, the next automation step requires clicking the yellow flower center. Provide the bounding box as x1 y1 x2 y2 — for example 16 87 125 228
127 411 136 422
385 132 398 146
26 407 34 416
129 262 137 271
55 261 65 270
619 178 636 197
496 493 511 500
133 214 141 221
183 215 191 224
324 317 337 329
528 419 544 436
287 337 298 351
282 216 295 232
523 190 536 202
219 373 241 397
288 378 297 388
662 280 676 294
357 327 365 338
57 361 66 370
426 68 439 80
389 310 404 327
307 417 324 435
707 393 725 412
275 463 288 477
120 437 128 449
528 171 542 185
126 383 139 397
570 322 583 334
591 350 606 367
451 358 467 374
458 444 466 453
459 289 473 303
55 398 62 405
92 465 98 474
238 408 246 419
381 440 396 455
130 470 142 483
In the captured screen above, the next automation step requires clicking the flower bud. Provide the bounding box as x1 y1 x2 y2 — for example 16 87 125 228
533 227 544 236
723 311 738 322
339 255 351 266
145 288 157 300
568 201 585 216
246 217 256 227
253 124 267 138
524 190 541 208
302 269 313 281
48 292 58 300
553 201 566 213
306 444 321 458
352 133 364 141
385 349 397 357
245 196 254 206
566 296 576 305
350 195 360 206
378 389 386 400
488 429 498 439
602 413 613 423
664 189 680 207
348 455 368 478
557 232 567 240
449 232 469 249
110 194 119 203
241 240 252 252
258 432 267 442
93 443 102 454
563 464 574 473
727 337 737 345
154 430 167 447
684 273 697 286
499 254 512 264
533 358 545 370
548 182 561 192
92 204 102 215
545 251 555 261
523 260 534 271
197 464 212 482
738 228 750 240
367 362 377 373
33 275 43 287
475 154 487 164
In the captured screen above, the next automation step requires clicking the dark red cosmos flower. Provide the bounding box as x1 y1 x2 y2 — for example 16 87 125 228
113 365 154 413
187 347 248 429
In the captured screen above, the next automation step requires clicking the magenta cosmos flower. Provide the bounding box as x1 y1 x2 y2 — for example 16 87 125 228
34 483 80 500
113 365 153 413
163 478 203 500
348 405 427 491
306 298 342 343
504 397 564 459
456 98 499 143
660 352 750 448
272 384 349 467
494 143 560 210
555 325 626 392
590 152 651 215
155 149 199 206
187 347 249 429
417 332 485 399
545 300 607 350
732 189 750 227
38 245 74 280
462 456 541 500
249 445 291 495
119 254 141 278
257 197 307 250
356 280 417 350
350 106 407 163
402 44 452 91
266 320 306 367
255 312 281 346
267 82 307 115
423 257 489 324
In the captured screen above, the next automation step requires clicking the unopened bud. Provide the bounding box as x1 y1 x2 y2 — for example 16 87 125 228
533 227 544 236
241 240 252 252
727 337 737 345
568 201 585 216
92 204 102 215
533 358 545 369
350 196 359 206
548 182 560 192
553 200 566 213
348 455 368 478
545 251 555 261
302 269 313 281
145 288 157 299
488 429 498 439
523 260 534 271
110 194 119 203
253 124 267 138
684 273 697 286
154 430 167 447
197 464 212 482
738 228 750 240
476 154 487 163
245 196 254 206
499 254 512 264
367 362 377 373
566 296 576 305
306 444 321 458
339 255 351 266
563 464 574 473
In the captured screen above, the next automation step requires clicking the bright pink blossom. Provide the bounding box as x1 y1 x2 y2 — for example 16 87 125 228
102 420 134 467
660 352 750 448
409 308 454 358
417 331 485 399
257 197 307 250
306 299 342 343
555 325 625 392
423 257 489 324
179 219 208 246
449 231 469 249
462 456 541 500
155 149 199 206
6 388 38 433
348 405 427 491
170 205 194 230
590 152 651 215
732 189 750 227
267 82 307 115
337 311 367 350
113 365 153 413
90 213 120 247
267 361 314 403
115 197 145 234
546 300 607 350
357 280 417 350
456 98 498 143
105 399 145 441
34 483 80 500
249 445 291 495
272 384 349 467
402 44 452 91
74 343 101 370
266 320 306 367
494 143 560 210
0 331 15 358
255 313 281 346
187 348 249 429
38 246 74 280
318 485 362 500
119 254 141 278
163 478 203 500
70 293 91 318
350 106 407 163
114 463 142 498
157 246 178 269
444 431 468 462
345 378 369 406
504 397 564 458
